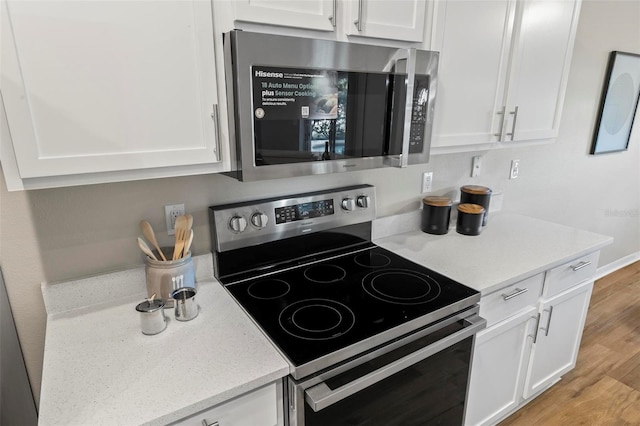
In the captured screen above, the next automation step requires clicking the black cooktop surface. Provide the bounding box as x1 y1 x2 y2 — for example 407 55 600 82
224 246 478 367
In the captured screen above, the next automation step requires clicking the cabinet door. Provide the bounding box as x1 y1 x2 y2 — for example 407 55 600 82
430 0 516 149
344 0 427 42
231 0 336 32
501 0 581 142
465 307 536 426
523 280 593 399
2 0 220 178
172 381 283 426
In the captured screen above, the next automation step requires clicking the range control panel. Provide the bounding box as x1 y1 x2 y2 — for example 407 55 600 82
210 185 376 252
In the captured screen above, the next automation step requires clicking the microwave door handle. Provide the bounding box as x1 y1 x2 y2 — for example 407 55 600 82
304 315 486 412
383 48 417 168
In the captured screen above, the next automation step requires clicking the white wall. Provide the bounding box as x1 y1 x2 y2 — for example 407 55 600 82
0 0 638 406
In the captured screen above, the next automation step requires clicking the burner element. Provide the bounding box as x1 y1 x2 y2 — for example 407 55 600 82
354 252 392 268
279 299 355 340
304 264 346 283
362 269 442 305
248 279 291 299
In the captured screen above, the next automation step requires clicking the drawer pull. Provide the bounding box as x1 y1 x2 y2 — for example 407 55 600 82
501 287 528 301
571 261 592 271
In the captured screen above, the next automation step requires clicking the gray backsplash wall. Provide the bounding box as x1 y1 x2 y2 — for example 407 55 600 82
1 0 639 406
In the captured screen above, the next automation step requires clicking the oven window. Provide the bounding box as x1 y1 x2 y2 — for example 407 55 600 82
305 336 473 426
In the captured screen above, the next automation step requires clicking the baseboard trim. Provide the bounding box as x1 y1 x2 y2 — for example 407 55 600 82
596 251 640 280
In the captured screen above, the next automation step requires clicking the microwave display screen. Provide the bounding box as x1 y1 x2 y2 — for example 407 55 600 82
251 65 418 167
274 199 335 224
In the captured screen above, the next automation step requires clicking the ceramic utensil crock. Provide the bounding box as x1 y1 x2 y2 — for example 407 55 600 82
144 249 195 307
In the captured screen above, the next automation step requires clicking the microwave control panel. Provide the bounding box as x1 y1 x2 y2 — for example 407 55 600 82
409 76 429 154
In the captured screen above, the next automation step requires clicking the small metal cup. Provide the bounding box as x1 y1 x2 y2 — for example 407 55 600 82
136 299 167 335
172 287 198 321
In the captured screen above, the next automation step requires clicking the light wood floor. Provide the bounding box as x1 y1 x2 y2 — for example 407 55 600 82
499 260 640 426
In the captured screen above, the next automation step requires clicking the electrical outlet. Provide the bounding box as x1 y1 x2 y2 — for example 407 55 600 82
471 156 482 177
164 203 185 235
510 160 520 179
422 172 433 193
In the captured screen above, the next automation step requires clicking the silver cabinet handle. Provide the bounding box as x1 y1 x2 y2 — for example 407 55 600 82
304 315 486 411
329 0 337 26
505 106 519 141
201 420 219 426
501 287 528 301
540 306 554 337
354 0 363 31
211 104 222 159
571 260 592 271
494 106 506 139
529 313 541 344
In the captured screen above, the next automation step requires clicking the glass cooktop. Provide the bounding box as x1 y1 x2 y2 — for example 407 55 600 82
225 246 478 367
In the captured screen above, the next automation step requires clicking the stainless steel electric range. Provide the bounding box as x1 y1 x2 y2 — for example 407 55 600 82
210 185 485 426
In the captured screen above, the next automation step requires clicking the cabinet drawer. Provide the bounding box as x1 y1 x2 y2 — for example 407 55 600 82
543 251 599 298
480 274 544 327
172 381 281 426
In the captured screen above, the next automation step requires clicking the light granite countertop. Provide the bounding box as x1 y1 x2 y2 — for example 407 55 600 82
38 254 289 426
38 212 613 425
374 212 613 295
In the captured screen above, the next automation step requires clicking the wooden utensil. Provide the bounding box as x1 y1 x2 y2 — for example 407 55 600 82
137 237 158 261
183 229 194 256
172 215 189 260
140 220 167 261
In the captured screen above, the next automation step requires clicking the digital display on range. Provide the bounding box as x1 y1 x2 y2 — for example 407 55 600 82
275 199 335 224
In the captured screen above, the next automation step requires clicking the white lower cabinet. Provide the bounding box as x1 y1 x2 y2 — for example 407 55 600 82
465 252 599 426
172 381 284 426
465 307 536 426
523 280 593 399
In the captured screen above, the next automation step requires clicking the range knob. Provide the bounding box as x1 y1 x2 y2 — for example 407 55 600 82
228 215 247 233
356 195 371 208
341 197 356 211
251 212 269 229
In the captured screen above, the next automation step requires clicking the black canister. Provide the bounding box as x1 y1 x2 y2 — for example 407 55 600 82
456 203 485 236
460 185 492 226
421 196 452 235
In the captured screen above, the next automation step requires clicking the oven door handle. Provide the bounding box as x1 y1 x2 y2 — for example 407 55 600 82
304 315 486 412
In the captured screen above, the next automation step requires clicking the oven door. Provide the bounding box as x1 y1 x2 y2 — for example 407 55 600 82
286 312 485 426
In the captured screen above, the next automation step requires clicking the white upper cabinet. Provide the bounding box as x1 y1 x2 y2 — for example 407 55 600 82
431 0 581 151
231 0 336 32
343 0 427 42
502 0 580 142
228 0 428 43
1 0 226 188
430 0 516 149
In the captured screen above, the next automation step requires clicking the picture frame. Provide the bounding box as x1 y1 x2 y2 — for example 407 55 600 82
590 51 640 155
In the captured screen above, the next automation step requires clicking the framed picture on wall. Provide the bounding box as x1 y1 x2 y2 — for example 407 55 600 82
590 51 640 155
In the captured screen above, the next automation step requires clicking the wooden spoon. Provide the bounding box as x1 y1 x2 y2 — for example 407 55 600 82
140 220 167 261
137 237 158 261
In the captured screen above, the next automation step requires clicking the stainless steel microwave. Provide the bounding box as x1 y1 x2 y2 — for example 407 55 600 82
223 30 439 182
